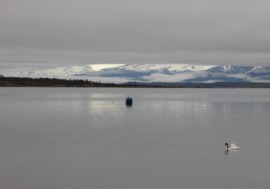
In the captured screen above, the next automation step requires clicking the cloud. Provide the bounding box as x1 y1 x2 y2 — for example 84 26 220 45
142 72 194 83
1 0 270 69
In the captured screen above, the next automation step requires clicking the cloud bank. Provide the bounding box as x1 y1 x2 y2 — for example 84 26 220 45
1 0 270 70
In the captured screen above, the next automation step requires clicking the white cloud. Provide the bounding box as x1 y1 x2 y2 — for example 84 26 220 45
90 64 125 71
142 73 194 83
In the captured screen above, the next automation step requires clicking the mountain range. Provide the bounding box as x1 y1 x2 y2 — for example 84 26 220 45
2 64 270 83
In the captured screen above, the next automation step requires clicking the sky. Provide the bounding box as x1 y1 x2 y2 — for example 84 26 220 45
1 0 270 71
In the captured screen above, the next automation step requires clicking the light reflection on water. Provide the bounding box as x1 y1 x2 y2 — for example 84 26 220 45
0 88 270 189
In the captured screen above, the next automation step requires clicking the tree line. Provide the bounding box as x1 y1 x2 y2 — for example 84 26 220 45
1 77 270 88
0 77 117 87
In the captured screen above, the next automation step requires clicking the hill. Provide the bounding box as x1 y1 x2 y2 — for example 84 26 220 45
2 64 270 84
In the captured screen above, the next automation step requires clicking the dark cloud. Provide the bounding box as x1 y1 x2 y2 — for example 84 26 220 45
1 0 270 70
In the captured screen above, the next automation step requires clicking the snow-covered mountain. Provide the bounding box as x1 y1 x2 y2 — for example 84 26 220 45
2 64 270 83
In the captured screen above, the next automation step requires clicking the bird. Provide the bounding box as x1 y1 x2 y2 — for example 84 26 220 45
225 141 240 150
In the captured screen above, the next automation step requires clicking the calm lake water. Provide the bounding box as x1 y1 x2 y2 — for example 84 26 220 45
0 87 270 189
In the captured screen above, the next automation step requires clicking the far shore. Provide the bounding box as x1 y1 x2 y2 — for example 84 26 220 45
1 77 270 88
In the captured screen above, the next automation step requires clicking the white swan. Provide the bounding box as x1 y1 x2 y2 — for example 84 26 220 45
225 142 240 150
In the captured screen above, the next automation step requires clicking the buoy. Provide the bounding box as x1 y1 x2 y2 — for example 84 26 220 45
126 97 133 106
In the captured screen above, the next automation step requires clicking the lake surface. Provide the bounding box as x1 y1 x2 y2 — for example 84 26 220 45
0 88 270 189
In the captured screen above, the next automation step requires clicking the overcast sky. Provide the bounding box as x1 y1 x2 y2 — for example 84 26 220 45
1 0 270 70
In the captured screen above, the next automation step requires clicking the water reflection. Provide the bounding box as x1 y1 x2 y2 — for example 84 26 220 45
224 149 240 158
210 101 270 118
1 88 270 189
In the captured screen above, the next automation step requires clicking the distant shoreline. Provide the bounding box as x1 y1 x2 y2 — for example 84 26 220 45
1 77 270 88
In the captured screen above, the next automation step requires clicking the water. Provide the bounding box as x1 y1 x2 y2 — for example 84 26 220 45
0 88 270 189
